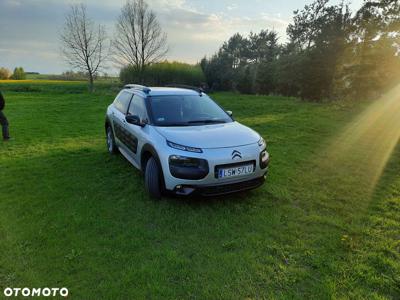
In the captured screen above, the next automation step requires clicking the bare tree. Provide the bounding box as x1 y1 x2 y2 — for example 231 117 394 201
60 4 107 92
113 0 168 78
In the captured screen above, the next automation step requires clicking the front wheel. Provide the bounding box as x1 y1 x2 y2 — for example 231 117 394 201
145 157 162 199
106 126 118 154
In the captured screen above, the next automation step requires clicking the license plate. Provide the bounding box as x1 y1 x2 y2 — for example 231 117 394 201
218 164 254 179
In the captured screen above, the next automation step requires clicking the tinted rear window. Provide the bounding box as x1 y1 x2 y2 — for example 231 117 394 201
128 95 148 120
114 91 132 114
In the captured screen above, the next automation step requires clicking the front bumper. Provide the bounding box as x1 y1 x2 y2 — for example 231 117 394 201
159 142 269 192
172 171 268 196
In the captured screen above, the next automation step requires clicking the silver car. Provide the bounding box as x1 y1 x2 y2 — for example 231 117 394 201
105 84 270 198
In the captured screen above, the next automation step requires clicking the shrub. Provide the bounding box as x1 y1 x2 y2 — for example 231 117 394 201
0 67 11 80
49 71 88 81
11 67 26 80
120 61 205 87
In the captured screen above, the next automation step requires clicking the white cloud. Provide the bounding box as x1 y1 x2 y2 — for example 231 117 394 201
227 4 237 11
4 0 21 6
0 0 292 72
157 5 289 61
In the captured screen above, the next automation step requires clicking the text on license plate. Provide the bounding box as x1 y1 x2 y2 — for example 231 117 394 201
218 164 254 178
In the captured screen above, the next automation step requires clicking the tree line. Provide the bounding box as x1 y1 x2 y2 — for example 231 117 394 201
0 67 26 80
201 0 400 101
23 0 400 101
120 61 204 86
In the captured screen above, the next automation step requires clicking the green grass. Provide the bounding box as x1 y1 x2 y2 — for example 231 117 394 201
0 81 399 299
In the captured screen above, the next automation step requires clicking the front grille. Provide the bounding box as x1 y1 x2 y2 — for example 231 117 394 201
199 176 265 196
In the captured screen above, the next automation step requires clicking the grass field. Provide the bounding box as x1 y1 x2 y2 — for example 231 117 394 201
0 81 399 299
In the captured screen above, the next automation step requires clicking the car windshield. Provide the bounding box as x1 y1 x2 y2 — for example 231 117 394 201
149 94 233 126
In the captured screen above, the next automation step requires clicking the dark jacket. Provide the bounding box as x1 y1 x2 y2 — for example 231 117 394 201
0 91 4 111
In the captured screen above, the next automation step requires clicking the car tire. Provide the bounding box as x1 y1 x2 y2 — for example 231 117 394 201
145 157 162 199
106 125 118 154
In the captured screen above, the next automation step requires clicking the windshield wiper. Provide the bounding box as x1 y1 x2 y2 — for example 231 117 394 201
160 122 189 127
187 119 226 124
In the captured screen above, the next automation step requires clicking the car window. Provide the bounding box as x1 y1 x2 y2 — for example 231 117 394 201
114 91 132 114
128 95 148 120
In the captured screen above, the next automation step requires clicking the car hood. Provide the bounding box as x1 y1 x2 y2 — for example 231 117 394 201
154 121 260 149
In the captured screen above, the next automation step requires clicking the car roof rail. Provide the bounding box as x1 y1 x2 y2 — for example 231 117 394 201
165 84 204 94
124 84 151 94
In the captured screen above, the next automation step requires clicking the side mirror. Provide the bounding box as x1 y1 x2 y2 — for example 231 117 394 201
226 110 233 117
126 115 145 127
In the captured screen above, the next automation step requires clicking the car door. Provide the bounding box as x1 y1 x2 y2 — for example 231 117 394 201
125 94 149 164
111 91 133 148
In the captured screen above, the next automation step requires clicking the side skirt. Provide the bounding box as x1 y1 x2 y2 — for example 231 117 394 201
119 147 140 170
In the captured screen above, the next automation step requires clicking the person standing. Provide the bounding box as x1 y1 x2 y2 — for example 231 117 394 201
0 91 10 141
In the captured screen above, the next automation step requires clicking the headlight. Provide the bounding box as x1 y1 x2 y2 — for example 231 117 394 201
167 140 203 153
169 155 209 179
258 137 266 148
259 150 269 169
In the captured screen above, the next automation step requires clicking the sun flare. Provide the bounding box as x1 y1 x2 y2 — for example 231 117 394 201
325 84 400 195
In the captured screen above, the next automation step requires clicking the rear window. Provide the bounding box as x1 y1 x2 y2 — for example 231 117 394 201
114 91 132 114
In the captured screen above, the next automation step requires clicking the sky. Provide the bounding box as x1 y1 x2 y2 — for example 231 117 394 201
0 0 363 75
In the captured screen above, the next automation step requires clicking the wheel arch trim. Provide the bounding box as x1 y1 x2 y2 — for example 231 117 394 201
105 117 112 133
140 143 161 172
141 143 166 191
